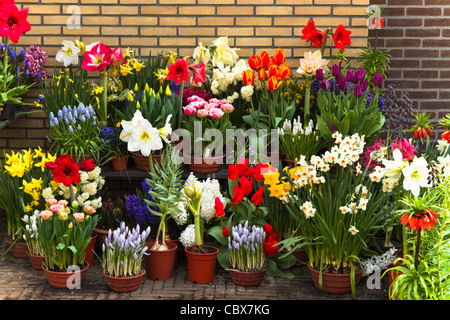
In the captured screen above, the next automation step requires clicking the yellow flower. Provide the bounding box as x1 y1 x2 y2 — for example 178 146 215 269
33 146 46 159
268 184 286 199
130 58 145 72
4 161 25 178
92 86 104 95
25 204 33 213
119 64 133 76
5 151 21 166
263 170 280 186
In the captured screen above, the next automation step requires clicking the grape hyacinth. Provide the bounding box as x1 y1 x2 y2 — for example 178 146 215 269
102 221 150 277
381 85 414 139
228 221 267 272
49 103 97 129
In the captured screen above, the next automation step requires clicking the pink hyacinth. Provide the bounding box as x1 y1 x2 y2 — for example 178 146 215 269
391 138 417 161
183 105 197 116
209 108 224 119
364 137 386 169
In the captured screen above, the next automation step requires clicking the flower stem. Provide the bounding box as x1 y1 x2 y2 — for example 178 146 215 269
304 82 311 127
414 230 421 270
177 81 185 129
101 71 108 126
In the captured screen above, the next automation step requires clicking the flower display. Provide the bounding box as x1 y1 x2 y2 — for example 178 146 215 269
55 40 80 67
21 210 45 256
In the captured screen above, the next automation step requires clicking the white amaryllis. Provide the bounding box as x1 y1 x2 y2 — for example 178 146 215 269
296 50 329 78
120 110 163 157
381 148 407 181
55 40 80 67
401 156 430 197
158 114 173 143
193 43 211 65
210 36 239 70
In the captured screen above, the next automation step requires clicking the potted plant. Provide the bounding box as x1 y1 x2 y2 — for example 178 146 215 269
0 148 54 258
143 145 184 280
99 125 129 171
94 196 129 249
273 132 392 296
180 95 235 173
226 221 273 287
101 222 150 292
22 210 46 270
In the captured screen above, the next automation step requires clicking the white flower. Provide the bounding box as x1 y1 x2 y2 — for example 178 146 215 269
340 206 350 214
55 40 80 67
172 201 188 226
348 225 359 235
123 110 163 156
193 43 211 65
158 114 173 143
402 156 431 197
240 84 254 102
210 36 239 69
357 198 369 211
179 224 196 248
381 148 406 181
437 139 449 155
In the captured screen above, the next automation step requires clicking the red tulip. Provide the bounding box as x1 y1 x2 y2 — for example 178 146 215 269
45 154 80 187
0 4 31 43
248 55 262 71
263 236 280 257
333 25 351 51
251 186 264 206
263 223 274 237
240 166 255 178
167 58 190 85
254 163 269 181
236 158 249 175
78 158 95 172
82 43 112 72
273 48 286 65
230 185 245 204
214 197 225 218
260 50 272 70
238 176 253 195
268 65 280 79
227 164 240 180
267 76 279 90
242 69 255 86
222 226 230 238
189 62 206 83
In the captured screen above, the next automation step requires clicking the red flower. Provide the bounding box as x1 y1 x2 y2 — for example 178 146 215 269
242 69 255 86
236 158 249 175
110 47 126 67
0 4 31 43
79 158 95 172
214 197 225 218
251 186 264 206
401 210 438 232
278 64 291 80
267 76 279 90
189 62 206 84
248 55 262 71
333 25 352 51
254 163 269 181
227 164 240 180
301 19 317 42
240 166 255 178
273 48 286 65
45 154 80 187
268 65 280 79
309 28 326 48
442 130 450 143
222 226 230 238
257 68 267 81
260 50 272 70
263 236 280 257
372 16 384 29
81 43 112 72
167 58 190 85
230 185 245 204
238 176 253 195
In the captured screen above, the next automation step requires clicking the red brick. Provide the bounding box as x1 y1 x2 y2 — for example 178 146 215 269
407 7 442 16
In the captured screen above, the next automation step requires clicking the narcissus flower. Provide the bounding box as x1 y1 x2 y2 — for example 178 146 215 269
0 4 31 43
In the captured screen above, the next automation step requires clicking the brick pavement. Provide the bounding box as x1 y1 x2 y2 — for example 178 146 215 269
0 215 389 302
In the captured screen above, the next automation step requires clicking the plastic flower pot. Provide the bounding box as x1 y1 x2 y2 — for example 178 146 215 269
111 155 129 171
103 268 146 293
186 155 225 174
185 245 219 284
84 233 97 268
26 252 45 270
132 152 161 171
145 242 178 280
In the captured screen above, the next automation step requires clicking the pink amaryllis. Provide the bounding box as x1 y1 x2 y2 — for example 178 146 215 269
167 58 190 85
364 137 386 169
189 62 206 83
392 138 417 161
0 4 31 43
110 47 126 68
81 43 112 72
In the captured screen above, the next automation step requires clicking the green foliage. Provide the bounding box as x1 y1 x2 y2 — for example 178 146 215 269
357 43 391 92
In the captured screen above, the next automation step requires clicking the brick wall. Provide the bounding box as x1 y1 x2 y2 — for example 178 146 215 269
369 0 450 126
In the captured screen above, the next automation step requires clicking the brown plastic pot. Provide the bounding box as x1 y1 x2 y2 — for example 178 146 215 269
186 155 225 174
132 152 161 171
308 265 363 294
185 245 219 284
103 268 146 293
145 242 178 280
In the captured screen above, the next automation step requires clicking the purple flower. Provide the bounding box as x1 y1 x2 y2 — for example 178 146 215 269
373 73 383 87
22 45 49 79
354 69 366 82
353 84 363 98
345 70 354 83
331 64 340 78
316 68 324 81
337 75 347 91
318 80 330 91
360 80 369 92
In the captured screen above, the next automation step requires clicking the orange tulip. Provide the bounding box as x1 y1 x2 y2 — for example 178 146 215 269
268 65 279 78
278 64 291 80
273 48 286 65
260 50 272 70
267 76 279 90
258 67 267 81
242 69 255 86
248 55 262 70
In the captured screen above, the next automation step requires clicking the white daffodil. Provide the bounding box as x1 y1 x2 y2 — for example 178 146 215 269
401 156 430 197
55 40 80 67
381 148 407 181
158 114 173 143
128 119 163 157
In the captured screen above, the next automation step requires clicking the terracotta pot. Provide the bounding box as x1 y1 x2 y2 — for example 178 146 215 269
26 252 45 270
283 158 297 168
308 265 363 294
293 248 308 265
84 233 97 268
387 260 404 299
4 236 28 259
103 268 146 293
187 155 225 174
43 263 89 289
111 155 129 171
228 266 268 287
145 242 178 280
93 227 110 252
185 245 219 284
131 152 161 171
146 236 180 269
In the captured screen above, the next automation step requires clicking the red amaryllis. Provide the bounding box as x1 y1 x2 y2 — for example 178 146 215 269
214 197 225 218
251 186 264 206
301 19 317 42
391 138 417 161
400 209 438 232
230 185 245 204
227 164 240 180
189 62 206 83
79 158 95 172
81 43 112 72
45 154 81 187
0 4 31 43
248 55 262 71
309 28 326 48
110 47 126 67
333 25 351 51
167 58 190 85
273 48 286 65
242 69 255 86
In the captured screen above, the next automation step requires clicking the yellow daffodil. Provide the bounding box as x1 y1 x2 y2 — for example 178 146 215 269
4 161 25 178
92 86 104 95
5 151 21 166
268 184 286 199
33 146 46 159
263 170 280 186
119 64 133 76
25 204 33 212
131 58 145 72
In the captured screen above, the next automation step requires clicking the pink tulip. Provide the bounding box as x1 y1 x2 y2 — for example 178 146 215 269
204 103 217 110
197 109 209 118
209 108 224 119
41 210 53 220
73 212 85 222
221 103 234 114
183 105 197 116
46 199 58 206
81 43 112 72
